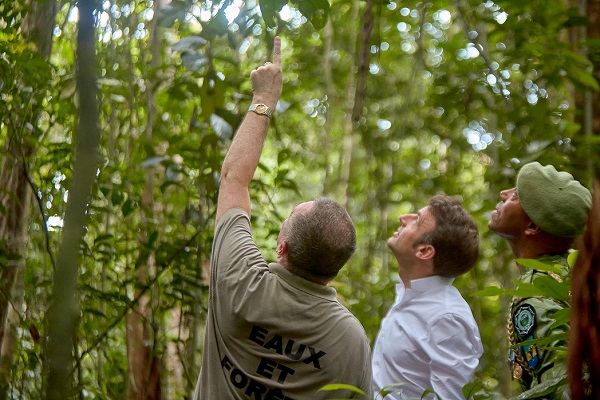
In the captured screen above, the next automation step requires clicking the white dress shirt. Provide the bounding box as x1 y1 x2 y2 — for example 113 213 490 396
372 275 483 400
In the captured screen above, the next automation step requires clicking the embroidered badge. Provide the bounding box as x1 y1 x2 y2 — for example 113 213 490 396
513 303 536 340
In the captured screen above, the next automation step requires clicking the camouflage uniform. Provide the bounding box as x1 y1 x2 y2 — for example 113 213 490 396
508 254 569 399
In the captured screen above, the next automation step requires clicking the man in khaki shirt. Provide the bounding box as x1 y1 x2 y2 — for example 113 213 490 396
193 36 372 400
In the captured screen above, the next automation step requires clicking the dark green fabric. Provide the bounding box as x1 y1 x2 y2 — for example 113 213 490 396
510 254 570 399
516 162 591 237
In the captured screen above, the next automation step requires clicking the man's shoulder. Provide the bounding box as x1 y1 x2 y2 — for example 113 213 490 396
321 302 369 342
213 208 253 246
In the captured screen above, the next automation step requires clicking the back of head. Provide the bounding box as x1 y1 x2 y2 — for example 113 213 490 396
517 162 592 238
285 197 357 281
424 195 479 278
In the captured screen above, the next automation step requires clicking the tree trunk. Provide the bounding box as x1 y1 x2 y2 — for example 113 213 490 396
126 0 162 397
46 0 101 396
0 0 57 394
339 0 360 208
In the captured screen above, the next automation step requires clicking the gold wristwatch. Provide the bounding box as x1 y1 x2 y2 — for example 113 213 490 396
248 103 273 118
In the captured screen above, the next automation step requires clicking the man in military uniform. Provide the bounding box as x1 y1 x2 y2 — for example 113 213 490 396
489 162 592 397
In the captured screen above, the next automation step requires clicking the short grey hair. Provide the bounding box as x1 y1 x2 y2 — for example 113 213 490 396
285 197 357 280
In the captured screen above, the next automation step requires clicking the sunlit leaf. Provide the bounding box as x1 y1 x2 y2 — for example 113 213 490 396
473 286 506 297
319 383 366 395
567 251 579 268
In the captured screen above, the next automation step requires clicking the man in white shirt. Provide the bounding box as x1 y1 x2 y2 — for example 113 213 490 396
372 195 483 399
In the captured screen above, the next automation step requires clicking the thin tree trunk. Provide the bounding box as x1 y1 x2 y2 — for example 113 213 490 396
46 0 101 397
339 0 360 208
322 18 335 196
342 0 374 208
126 0 162 397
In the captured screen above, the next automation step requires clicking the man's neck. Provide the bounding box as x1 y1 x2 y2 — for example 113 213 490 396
283 263 330 286
509 240 569 273
398 264 434 289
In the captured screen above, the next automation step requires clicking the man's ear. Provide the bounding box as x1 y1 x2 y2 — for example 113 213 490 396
416 243 436 261
276 241 288 264
525 221 542 236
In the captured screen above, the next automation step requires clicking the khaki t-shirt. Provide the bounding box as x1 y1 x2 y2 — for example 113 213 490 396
194 208 372 399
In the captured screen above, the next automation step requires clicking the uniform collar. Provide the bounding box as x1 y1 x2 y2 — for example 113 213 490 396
268 263 339 302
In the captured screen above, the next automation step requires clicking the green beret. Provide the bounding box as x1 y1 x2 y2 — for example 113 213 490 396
517 162 592 237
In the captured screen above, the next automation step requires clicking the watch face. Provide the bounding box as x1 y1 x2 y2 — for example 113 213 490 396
256 104 267 113
249 103 272 117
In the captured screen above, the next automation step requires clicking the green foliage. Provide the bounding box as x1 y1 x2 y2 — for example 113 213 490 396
512 376 568 400
319 383 368 398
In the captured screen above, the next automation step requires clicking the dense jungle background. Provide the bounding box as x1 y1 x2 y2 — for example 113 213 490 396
1 0 599 398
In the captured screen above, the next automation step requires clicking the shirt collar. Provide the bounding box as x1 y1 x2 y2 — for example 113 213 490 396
268 263 339 302
396 275 455 294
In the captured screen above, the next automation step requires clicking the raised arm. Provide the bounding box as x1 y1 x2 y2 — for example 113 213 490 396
216 37 283 224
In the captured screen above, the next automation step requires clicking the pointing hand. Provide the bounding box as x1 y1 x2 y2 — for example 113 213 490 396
250 36 283 109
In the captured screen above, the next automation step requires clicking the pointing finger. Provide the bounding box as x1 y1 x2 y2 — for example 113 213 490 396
273 36 281 67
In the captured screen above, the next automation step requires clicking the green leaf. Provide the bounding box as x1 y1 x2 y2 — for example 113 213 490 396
157 0 190 27
259 0 288 28
296 0 330 30
515 258 563 275
122 199 135 217
211 114 233 141
510 281 545 298
111 191 124 206
379 382 409 397
567 251 579 268
511 374 567 399
181 51 209 72
420 388 441 399
549 308 571 330
462 381 484 399
201 8 229 38
200 76 225 118
530 275 570 303
319 383 366 395
94 234 114 244
277 148 291 165
172 35 207 52
473 286 506 297
146 231 159 249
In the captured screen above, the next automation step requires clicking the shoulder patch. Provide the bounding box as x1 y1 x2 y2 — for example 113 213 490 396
513 303 537 340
